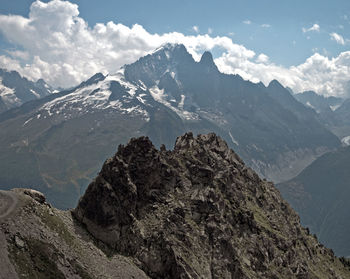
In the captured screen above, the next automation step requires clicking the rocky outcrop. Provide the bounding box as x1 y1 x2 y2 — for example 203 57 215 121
0 189 149 279
74 133 350 279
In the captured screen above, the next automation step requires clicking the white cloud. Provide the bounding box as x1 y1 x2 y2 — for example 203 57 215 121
256 54 269 64
302 24 320 33
330 32 345 45
6 50 30 60
192 25 199 33
0 0 350 98
261 24 271 28
243 20 251 25
215 50 350 98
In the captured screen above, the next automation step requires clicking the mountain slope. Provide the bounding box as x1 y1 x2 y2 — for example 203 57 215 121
0 44 340 208
294 91 343 115
335 98 350 124
278 145 350 256
74 133 350 278
0 69 52 112
0 188 148 278
124 44 340 181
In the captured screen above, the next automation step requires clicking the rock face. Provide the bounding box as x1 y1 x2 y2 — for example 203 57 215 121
74 133 350 279
0 68 52 112
0 189 149 279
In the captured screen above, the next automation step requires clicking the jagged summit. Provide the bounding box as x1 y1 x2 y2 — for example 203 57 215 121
152 43 188 55
78 72 106 87
74 132 349 279
268 79 284 89
0 68 52 112
199 51 218 71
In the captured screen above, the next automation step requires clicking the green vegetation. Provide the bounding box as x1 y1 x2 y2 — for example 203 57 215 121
39 207 75 247
70 259 94 279
8 236 93 279
8 238 66 279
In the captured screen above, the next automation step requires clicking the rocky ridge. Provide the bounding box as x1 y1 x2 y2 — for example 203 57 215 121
0 44 340 209
0 188 148 278
74 133 350 279
0 69 52 113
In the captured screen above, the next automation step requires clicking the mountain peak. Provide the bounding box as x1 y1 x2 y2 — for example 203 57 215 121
151 43 189 59
154 43 186 53
199 51 218 70
78 72 105 88
268 79 284 89
74 133 347 278
200 51 214 63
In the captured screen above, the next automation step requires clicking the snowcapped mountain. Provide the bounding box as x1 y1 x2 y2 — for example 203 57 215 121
0 43 340 208
0 68 52 113
30 71 151 123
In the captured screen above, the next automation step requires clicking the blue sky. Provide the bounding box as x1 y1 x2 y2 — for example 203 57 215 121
2 0 350 66
0 0 350 97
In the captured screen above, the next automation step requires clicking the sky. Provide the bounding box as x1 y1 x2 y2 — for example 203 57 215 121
0 0 350 97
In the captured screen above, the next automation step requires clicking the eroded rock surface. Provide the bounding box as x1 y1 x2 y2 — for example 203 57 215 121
74 133 350 279
0 190 149 279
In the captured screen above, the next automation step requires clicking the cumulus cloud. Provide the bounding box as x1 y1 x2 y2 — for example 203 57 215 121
330 32 345 45
6 50 30 60
256 54 269 63
215 51 350 98
0 0 255 88
0 0 350 98
243 20 251 25
302 24 320 33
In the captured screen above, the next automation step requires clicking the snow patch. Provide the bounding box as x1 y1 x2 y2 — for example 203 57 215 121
106 72 138 96
0 82 20 108
229 132 239 146
138 80 147 91
341 136 350 146
179 95 185 109
330 104 341 111
306 101 315 109
23 117 33 126
149 86 199 121
30 89 40 98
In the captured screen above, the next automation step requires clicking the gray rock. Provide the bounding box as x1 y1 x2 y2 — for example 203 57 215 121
14 235 25 249
74 133 350 279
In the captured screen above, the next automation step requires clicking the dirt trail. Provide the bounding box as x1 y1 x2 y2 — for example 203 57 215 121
0 190 18 220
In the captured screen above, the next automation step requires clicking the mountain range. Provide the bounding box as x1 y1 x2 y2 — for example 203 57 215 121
0 44 341 209
294 90 350 146
0 69 53 113
2 133 350 278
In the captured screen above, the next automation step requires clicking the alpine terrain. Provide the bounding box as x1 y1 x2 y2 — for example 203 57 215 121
0 44 340 208
1 133 350 278
278 145 350 257
0 69 53 113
